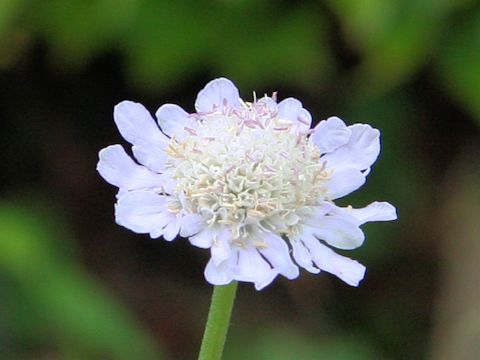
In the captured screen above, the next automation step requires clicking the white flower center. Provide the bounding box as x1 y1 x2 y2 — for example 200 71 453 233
165 100 331 241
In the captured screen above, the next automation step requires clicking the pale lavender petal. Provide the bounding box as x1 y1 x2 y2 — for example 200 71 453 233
277 97 312 131
302 233 366 286
114 101 168 147
115 191 176 239
333 202 397 225
210 228 232 266
322 124 380 171
311 117 351 153
277 98 302 122
305 215 365 250
299 203 334 226
327 167 366 199
195 78 241 113
163 220 181 241
236 247 278 290
204 256 236 286
132 145 168 173
289 237 320 274
257 95 278 112
188 228 215 249
259 232 299 279
97 145 164 190
155 104 194 139
179 213 206 237
114 101 169 172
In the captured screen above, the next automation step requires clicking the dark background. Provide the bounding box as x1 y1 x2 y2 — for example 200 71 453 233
0 1 479 359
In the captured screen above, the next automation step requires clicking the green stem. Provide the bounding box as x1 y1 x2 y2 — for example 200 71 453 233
198 281 238 360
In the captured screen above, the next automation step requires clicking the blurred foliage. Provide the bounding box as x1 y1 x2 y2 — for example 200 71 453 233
327 0 479 99
0 0 480 119
436 10 480 122
224 326 379 360
0 0 479 359
430 150 480 359
1 0 479 123
0 202 164 359
0 0 331 90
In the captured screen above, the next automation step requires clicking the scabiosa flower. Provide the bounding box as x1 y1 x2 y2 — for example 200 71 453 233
97 78 397 290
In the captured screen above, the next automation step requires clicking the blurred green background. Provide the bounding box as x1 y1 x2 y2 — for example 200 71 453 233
1 0 479 359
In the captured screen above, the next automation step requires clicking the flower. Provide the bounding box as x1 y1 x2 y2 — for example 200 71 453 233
97 78 397 290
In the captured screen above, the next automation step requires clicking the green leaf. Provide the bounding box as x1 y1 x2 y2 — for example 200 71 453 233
436 11 480 125
0 201 165 359
327 0 477 101
225 326 379 360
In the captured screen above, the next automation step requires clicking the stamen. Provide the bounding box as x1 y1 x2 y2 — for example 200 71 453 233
184 127 197 136
244 120 259 128
165 104 332 241
297 116 310 125
225 164 236 174
245 153 256 162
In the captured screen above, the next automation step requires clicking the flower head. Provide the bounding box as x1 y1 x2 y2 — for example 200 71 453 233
97 78 397 290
